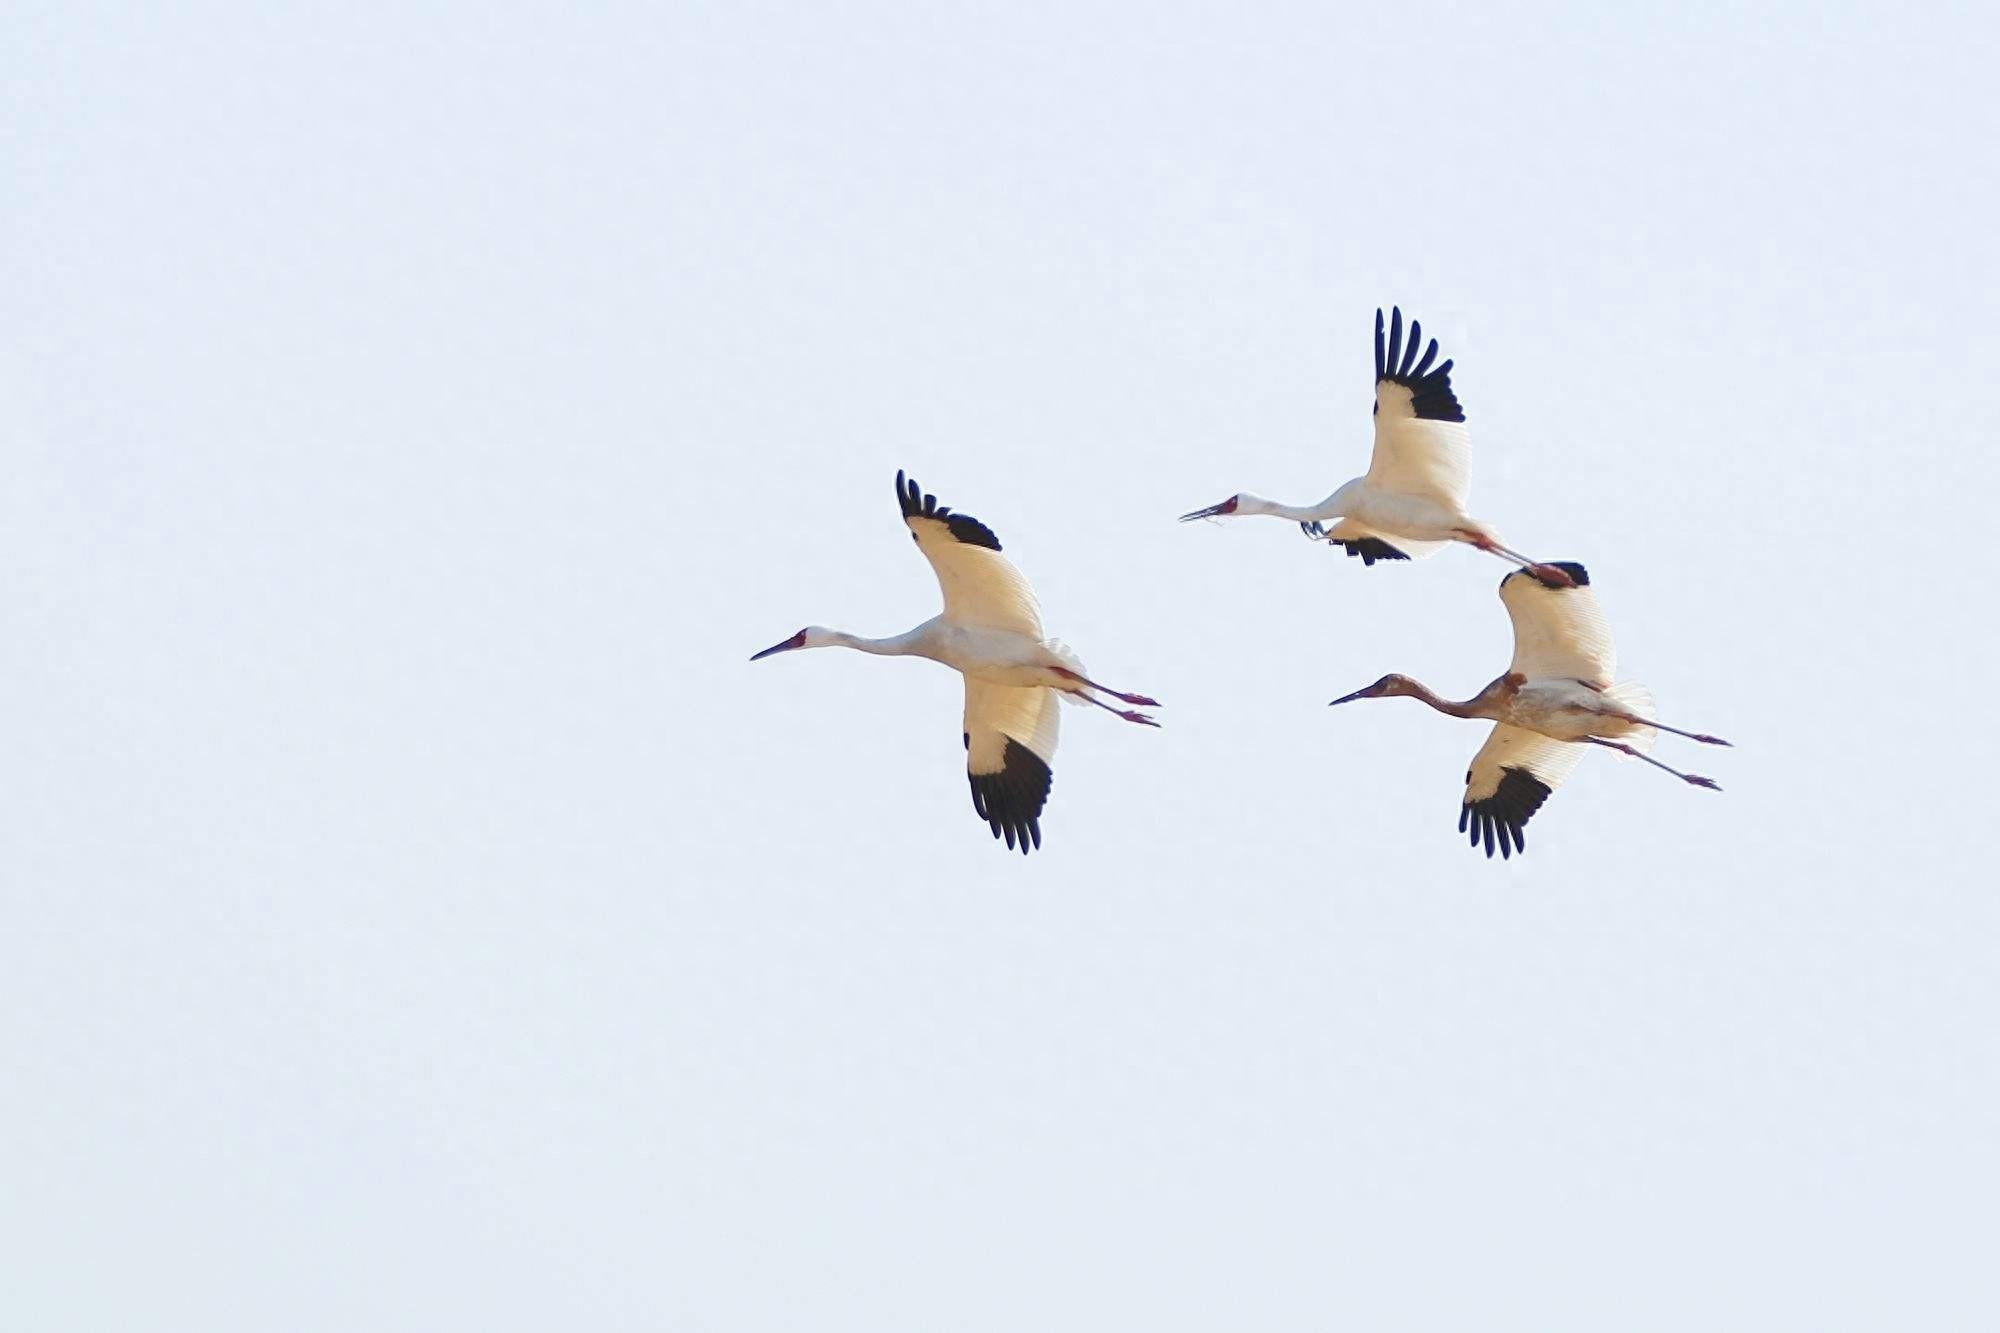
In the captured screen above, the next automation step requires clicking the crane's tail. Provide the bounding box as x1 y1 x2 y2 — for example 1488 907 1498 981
1602 681 1658 752
1046 639 1092 707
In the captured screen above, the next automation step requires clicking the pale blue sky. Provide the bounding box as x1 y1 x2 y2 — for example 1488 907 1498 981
5 2 1997 1328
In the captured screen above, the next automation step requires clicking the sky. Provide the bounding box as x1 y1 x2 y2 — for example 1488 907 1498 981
4 1 1998 1328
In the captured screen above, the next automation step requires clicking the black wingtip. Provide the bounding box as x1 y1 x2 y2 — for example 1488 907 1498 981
1410 335 1437 379
895 470 1002 550
968 738 1051 856
1372 309 1464 422
1460 767 1552 861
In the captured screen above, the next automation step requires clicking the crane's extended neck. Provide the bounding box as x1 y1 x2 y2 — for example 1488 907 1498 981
1180 482 1357 525
822 627 927 656
1330 672 1515 720
750 624 933 662
1237 492 1343 523
1247 479 1362 523
1412 675 1521 721
1404 679 1488 720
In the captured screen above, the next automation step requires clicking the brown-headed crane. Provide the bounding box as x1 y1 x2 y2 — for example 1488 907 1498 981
1327 562 1731 859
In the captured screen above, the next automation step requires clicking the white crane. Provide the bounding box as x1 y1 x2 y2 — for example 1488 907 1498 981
751 471 1160 854
1180 307 1575 586
1326 562 1730 859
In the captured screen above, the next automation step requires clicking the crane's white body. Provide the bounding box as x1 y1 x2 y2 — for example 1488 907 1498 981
751 472 1157 853
1182 308 1563 580
1312 374 1476 553
811 620 1076 689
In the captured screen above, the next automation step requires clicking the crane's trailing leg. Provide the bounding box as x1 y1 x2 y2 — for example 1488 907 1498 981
1065 688 1160 727
1050 666 1160 709
1622 717 1732 747
1454 530 1577 589
1584 737 1720 789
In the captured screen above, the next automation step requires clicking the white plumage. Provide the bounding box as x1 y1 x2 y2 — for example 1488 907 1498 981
1499 564 1617 686
908 506 1044 636
1364 375 1473 516
1180 306 1571 583
750 471 1159 854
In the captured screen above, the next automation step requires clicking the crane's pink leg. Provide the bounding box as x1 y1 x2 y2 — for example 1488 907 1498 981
1050 667 1160 709
1065 688 1159 727
1624 717 1732 746
1453 531 1576 589
1584 737 1720 788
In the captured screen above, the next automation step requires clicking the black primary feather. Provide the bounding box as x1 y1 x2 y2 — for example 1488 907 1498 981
1457 766 1553 861
1372 307 1465 423
896 470 1002 551
967 738 1052 855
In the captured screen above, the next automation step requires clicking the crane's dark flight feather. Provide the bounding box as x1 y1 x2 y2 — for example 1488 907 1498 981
1373 306 1465 423
1457 766 1553 861
968 738 1051 855
897 470 1002 551
1334 537 1411 566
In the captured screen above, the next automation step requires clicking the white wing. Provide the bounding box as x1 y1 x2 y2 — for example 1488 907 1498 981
1499 563 1616 685
963 680 1059 854
1460 723 1587 859
1364 307 1471 511
897 471 1043 635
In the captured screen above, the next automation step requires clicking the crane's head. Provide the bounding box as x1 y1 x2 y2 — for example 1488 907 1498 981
750 627 829 661
1328 673 1419 706
1178 493 1245 522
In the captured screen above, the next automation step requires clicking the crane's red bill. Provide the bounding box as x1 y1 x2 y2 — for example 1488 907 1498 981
750 630 807 661
1178 497 1238 521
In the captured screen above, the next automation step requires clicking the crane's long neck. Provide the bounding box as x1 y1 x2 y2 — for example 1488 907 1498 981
1242 494 1337 523
825 627 929 657
1242 480 1358 524
1404 677 1507 721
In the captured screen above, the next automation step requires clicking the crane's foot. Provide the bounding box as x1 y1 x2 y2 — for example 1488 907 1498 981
1119 709 1161 727
1684 774 1722 790
1526 562 1578 588
1299 521 1328 541
1693 734 1732 747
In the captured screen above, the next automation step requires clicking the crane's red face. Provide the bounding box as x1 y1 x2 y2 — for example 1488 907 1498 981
750 629 809 661
1178 495 1240 522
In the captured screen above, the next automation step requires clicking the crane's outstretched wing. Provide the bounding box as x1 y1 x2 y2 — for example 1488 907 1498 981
897 471 1043 636
1499 562 1615 686
1460 723 1586 859
963 680 1059 853
1364 307 1472 512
